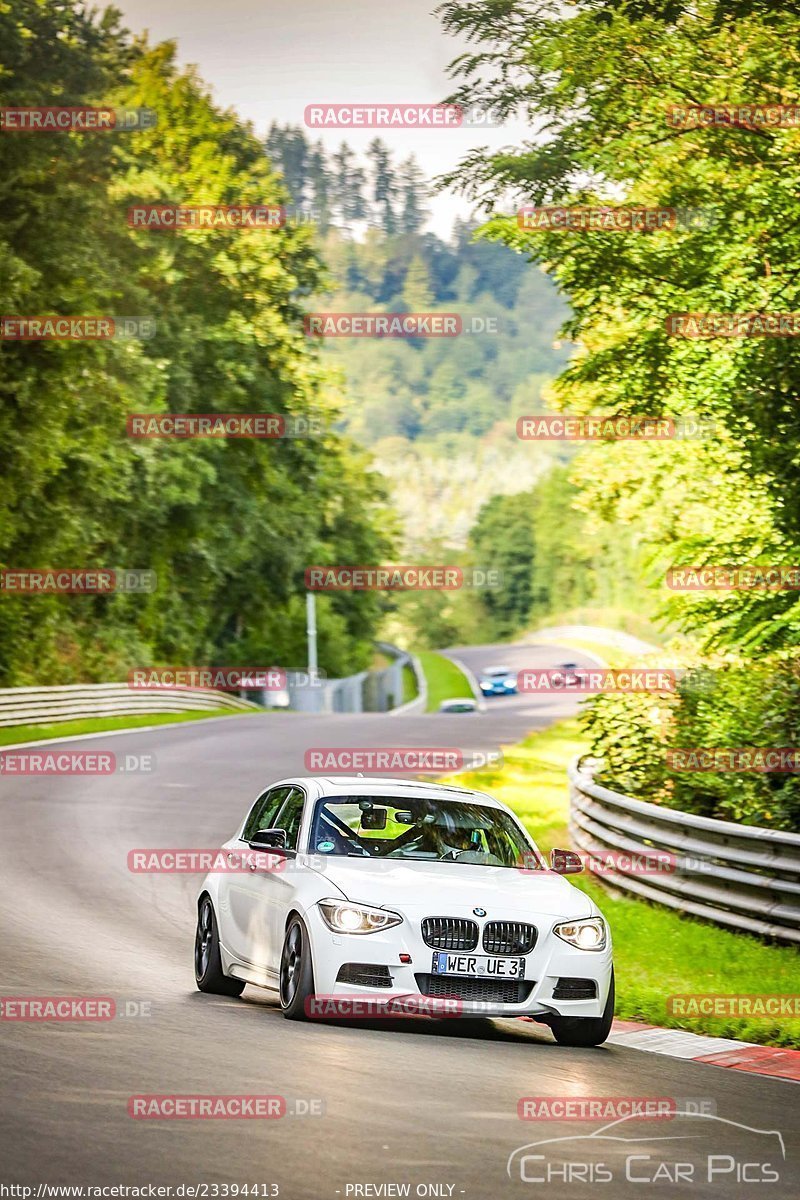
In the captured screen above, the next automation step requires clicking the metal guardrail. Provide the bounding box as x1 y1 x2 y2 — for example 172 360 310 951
568 756 800 944
288 644 424 714
0 682 258 727
0 644 424 726
375 642 425 715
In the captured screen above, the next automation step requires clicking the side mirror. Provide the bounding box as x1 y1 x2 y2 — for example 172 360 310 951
550 847 584 874
249 827 287 849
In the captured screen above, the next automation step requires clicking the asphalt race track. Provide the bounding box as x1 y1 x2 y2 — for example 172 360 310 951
1 643 797 1198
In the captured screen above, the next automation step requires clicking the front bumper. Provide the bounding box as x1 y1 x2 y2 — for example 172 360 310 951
305 904 612 1019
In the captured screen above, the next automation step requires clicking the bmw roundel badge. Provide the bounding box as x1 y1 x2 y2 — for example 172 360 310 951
473 907 487 917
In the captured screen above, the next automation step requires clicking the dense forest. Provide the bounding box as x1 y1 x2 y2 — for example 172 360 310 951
0 3 393 684
266 124 572 547
266 125 647 620
434 0 800 830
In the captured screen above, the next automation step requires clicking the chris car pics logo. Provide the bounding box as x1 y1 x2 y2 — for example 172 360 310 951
507 1112 785 1185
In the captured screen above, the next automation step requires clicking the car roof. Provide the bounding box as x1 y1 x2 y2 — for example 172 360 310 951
270 775 503 808
482 664 512 674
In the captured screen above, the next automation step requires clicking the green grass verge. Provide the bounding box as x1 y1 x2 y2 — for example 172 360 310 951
446 717 800 1048
401 663 419 705
417 650 474 712
0 707 265 747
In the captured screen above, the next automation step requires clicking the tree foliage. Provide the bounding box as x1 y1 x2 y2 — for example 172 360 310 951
0 1 393 683
438 0 800 826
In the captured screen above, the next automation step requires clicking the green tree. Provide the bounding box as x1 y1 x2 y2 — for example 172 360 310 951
436 0 800 827
401 254 434 311
440 0 800 653
307 139 331 228
331 142 367 224
468 492 535 638
397 155 428 234
0 3 394 683
367 138 397 233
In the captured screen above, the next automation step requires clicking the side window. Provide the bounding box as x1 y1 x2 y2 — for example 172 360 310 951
273 787 306 851
242 786 292 841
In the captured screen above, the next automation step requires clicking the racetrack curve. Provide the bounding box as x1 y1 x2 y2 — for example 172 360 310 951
0 642 797 1198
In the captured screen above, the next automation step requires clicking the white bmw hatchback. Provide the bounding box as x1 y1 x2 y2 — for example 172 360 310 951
195 776 615 1045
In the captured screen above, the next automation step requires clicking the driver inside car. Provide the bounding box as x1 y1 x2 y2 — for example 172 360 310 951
394 816 500 863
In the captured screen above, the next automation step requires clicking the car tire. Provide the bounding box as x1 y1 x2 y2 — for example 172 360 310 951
194 895 245 996
549 969 615 1047
279 915 315 1021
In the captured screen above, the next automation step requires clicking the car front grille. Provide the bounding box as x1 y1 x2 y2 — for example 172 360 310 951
336 963 393 989
421 917 479 951
482 921 538 955
552 977 597 1000
415 973 534 1005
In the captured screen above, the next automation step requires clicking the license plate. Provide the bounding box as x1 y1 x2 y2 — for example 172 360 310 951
431 952 525 979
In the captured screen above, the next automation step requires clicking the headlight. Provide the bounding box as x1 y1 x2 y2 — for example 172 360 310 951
318 899 402 935
553 917 607 951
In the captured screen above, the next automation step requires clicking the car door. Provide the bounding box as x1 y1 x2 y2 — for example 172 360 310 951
224 786 307 978
222 785 292 964
264 786 309 971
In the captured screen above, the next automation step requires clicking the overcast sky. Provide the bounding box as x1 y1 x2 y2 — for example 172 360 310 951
115 0 530 236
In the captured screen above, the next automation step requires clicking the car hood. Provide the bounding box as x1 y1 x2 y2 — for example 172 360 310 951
314 857 592 920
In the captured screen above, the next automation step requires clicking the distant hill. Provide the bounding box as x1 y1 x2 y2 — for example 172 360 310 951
267 125 572 546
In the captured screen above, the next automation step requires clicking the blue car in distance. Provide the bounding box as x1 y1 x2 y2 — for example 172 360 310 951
478 664 518 696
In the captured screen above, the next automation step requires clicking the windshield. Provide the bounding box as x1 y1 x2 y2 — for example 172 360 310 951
310 795 542 869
